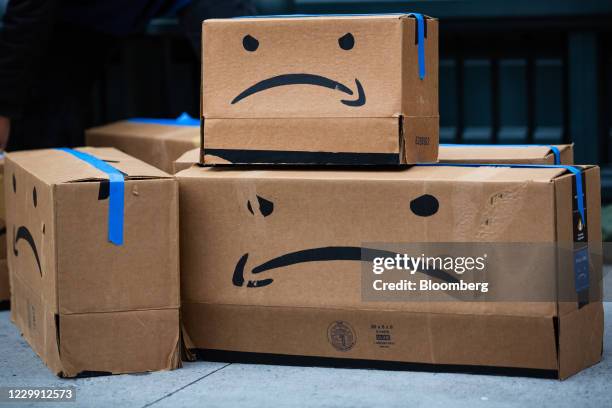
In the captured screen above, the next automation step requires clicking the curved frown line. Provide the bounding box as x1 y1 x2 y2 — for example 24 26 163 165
13 226 42 276
233 246 459 288
231 74 365 106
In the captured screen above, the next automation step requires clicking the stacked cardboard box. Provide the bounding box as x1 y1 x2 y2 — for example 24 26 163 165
174 12 603 380
5 148 180 377
86 113 199 174
177 165 602 379
200 14 439 165
439 144 574 165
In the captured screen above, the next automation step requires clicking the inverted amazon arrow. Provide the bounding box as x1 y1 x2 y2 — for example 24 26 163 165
231 73 366 107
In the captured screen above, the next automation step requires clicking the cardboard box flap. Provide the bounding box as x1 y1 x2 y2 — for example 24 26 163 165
178 164 571 183
439 144 572 163
7 147 171 185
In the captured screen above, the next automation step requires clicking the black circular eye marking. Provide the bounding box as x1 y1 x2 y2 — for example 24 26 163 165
33 187 37 207
410 194 439 217
243 35 259 52
338 33 355 50
12 174 16 193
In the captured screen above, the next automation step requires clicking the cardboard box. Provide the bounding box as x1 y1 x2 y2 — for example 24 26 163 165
201 13 439 165
439 144 574 165
5 147 180 377
0 156 8 308
174 148 200 174
177 164 602 379
86 114 199 174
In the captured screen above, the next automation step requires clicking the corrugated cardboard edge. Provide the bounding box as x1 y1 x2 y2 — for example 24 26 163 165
555 166 603 379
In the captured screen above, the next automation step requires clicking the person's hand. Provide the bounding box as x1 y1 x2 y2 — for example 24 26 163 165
0 116 10 150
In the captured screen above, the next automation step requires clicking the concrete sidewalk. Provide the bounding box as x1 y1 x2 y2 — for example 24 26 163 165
0 305 610 408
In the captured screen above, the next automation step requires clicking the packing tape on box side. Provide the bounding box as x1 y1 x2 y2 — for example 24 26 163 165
441 144 561 165
56 148 125 245
234 12 427 80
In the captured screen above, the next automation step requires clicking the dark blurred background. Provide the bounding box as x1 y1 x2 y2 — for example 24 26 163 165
1 0 611 194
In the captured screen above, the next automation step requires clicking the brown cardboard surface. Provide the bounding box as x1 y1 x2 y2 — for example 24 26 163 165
177 164 602 378
201 14 438 165
173 148 200 174
86 121 199 173
5 147 180 377
0 157 7 304
439 144 574 164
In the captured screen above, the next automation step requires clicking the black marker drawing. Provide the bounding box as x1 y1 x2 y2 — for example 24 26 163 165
242 34 259 52
338 33 355 50
410 194 439 217
247 195 274 217
231 74 365 107
232 246 458 288
13 225 42 276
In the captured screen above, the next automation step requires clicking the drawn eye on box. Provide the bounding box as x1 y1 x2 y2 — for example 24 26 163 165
232 193 449 289
230 32 366 107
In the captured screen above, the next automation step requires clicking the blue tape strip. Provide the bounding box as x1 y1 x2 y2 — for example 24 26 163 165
233 12 426 80
128 112 199 127
418 162 585 223
409 13 426 80
57 148 125 245
441 144 561 165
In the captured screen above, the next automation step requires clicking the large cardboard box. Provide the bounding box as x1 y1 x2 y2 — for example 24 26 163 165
201 13 439 165
0 156 8 308
86 114 199 174
439 144 573 165
5 147 180 377
177 164 602 379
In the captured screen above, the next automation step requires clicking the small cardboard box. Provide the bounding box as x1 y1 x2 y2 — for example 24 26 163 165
86 114 199 174
5 147 180 377
201 13 439 165
0 156 8 308
177 164 602 379
439 144 574 165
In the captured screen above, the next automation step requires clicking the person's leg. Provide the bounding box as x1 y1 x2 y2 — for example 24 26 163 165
7 24 116 151
177 0 257 60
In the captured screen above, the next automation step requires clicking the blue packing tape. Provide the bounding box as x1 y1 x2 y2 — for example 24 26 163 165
233 12 426 80
56 148 125 245
417 162 584 224
440 144 561 165
127 112 199 127
409 13 426 80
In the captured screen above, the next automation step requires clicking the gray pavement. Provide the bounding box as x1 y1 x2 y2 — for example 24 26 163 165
0 305 610 408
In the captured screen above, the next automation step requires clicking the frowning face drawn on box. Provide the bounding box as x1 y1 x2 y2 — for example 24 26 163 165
11 173 116 277
202 17 425 117
230 32 366 107
232 193 455 288
11 174 43 276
